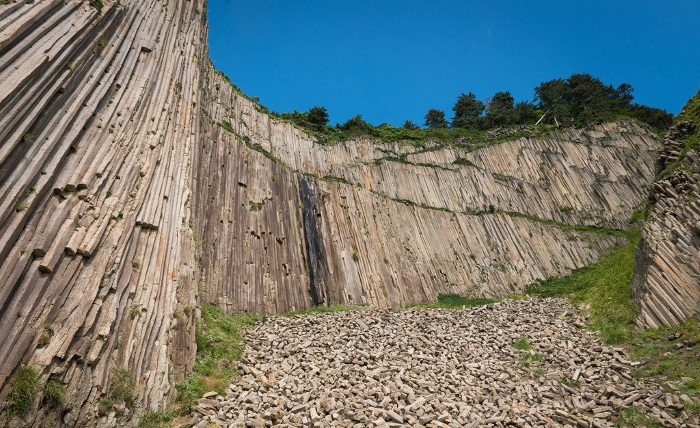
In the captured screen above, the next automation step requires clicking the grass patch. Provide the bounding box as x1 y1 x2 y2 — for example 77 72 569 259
99 368 136 415
527 227 700 397
175 304 259 411
629 318 700 394
282 304 364 318
561 377 581 388
513 338 533 350
436 294 500 309
527 230 640 344
406 294 500 310
41 379 65 409
614 406 661 427
138 408 180 428
4 365 39 417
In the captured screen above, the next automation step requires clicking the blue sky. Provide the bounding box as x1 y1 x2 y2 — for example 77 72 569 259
207 1 700 127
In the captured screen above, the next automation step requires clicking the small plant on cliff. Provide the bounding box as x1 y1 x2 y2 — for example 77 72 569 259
41 379 66 409
132 259 141 271
4 365 39 417
99 368 136 415
88 0 104 14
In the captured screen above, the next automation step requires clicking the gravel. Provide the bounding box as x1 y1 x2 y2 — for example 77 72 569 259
188 298 699 427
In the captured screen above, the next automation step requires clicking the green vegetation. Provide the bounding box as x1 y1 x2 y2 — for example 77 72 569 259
99 368 136 415
527 227 700 397
513 338 533 350
217 122 286 166
452 92 486 129
560 377 581 388
132 259 141 271
407 294 500 310
89 0 104 14
41 379 66 409
351 245 359 262
282 304 364 318
659 89 700 179
175 305 258 410
4 365 39 417
270 73 671 147
138 408 180 428
424 108 449 129
527 230 640 344
534 73 672 130
615 407 661 427
630 319 700 395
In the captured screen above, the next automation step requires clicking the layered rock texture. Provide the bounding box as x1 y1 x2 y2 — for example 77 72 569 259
0 0 663 426
633 110 700 328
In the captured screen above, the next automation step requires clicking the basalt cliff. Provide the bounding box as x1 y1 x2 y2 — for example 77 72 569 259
0 0 691 426
632 95 700 329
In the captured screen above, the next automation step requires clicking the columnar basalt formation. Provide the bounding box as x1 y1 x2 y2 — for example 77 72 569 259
632 118 700 328
0 0 201 425
0 0 663 426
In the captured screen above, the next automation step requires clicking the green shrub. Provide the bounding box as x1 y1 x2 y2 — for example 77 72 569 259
99 368 136 415
89 0 104 13
42 380 66 409
4 365 39 417
138 409 179 428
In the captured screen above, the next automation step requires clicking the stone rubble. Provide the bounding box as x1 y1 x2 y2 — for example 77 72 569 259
189 299 699 427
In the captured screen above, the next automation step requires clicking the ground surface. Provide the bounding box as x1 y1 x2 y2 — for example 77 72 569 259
188 299 697 427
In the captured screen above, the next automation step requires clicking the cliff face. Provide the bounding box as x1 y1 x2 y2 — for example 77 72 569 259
632 107 700 328
0 0 662 426
0 0 200 425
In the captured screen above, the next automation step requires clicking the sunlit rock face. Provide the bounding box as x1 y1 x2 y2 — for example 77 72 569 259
0 0 661 425
632 119 700 328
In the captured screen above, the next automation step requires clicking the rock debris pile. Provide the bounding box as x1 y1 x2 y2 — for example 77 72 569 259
190 299 697 427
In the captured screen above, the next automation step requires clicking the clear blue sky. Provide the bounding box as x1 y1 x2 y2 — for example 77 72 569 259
207 1 700 127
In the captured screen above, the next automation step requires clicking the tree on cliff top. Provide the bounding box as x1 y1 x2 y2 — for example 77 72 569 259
452 92 485 129
424 109 449 129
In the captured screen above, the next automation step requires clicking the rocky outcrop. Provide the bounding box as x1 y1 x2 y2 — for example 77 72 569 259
632 117 700 328
0 0 661 425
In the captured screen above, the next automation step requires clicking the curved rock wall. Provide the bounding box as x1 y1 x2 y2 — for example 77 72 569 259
195 70 660 313
0 0 661 425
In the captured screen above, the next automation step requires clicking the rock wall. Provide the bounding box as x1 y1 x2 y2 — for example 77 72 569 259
632 116 700 328
0 0 662 425
0 0 201 425
195 73 660 313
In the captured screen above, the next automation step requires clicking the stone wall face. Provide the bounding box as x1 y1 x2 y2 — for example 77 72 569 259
632 121 700 328
0 0 661 425
0 0 201 425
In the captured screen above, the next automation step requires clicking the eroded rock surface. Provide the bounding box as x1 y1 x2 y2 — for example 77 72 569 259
191 300 697 427
633 119 700 328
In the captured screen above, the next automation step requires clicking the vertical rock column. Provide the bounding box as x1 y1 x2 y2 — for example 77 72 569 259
0 0 204 425
632 120 700 327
